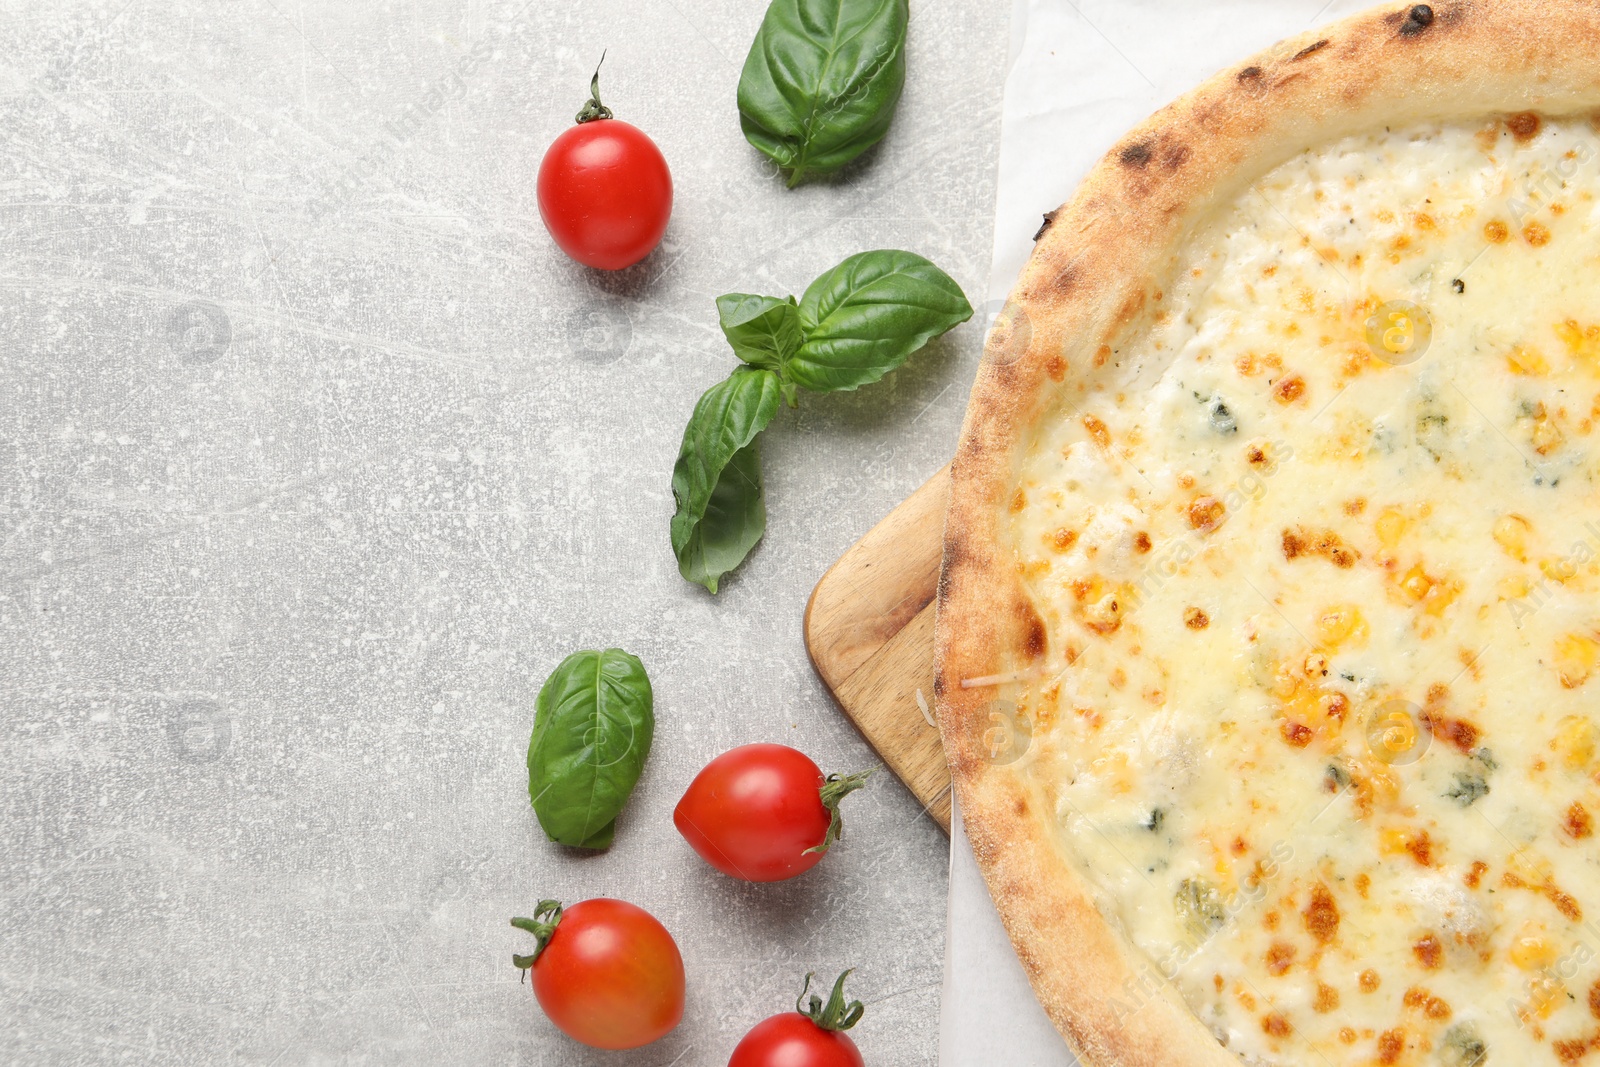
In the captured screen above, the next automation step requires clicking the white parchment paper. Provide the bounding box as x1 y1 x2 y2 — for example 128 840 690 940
939 1 1384 1062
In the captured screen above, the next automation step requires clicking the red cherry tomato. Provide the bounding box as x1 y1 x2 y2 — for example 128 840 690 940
674 744 872 882
729 971 866 1067
730 1015 864 1067
537 62 671 271
511 898 684 1050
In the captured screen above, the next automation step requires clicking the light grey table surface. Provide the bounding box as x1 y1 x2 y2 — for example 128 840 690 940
1 2 1009 1064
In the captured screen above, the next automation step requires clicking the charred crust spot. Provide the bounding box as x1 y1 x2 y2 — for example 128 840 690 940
1551 885 1583 922
1116 287 1147 326
1265 940 1296 976
1567 801 1594 839
944 532 969 571
1555 1039 1590 1065
1305 883 1341 943
1281 720 1314 747
932 673 947 698
1019 604 1048 660
1033 208 1060 242
1465 860 1487 889
1133 531 1152 553
1047 264 1079 300
1282 526 1359 568
1400 4 1434 35
1314 982 1340 1013
1413 932 1443 969
1405 830 1434 867
1293 39 1330 61
1184 606 1209 630
1162 143 1190 171
1238 65 1263 82
1188 496 1225 533
1324 692 1350 721
1508 111 1542 142
1119 140 1154 169
1403 987 1452 1020
1420 710 1480 754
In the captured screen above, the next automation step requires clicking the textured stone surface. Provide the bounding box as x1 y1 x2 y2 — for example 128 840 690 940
0 1 1007 1063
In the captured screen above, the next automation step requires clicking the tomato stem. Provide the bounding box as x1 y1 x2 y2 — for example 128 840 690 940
575 52 614 124
510 899 565 970
803 767 876 856
796 969 865 1032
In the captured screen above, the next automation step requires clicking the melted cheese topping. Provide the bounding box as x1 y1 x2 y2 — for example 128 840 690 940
1007 115 1600 1065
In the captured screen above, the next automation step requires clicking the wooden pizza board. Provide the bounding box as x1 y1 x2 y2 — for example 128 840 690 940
803 466 952 832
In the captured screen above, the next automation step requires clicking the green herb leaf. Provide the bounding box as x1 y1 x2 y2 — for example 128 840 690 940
670 367 784 592
790 250 973 393
737 0 909 187
527 649 654 849
716 293 802 388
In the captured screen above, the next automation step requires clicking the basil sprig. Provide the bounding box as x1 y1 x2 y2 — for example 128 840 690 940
527 648 654 850
738 0 909 187
671 249 971 593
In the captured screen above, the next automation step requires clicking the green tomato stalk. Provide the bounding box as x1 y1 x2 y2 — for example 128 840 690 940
575 53 613 124
804 768 876 856
510 900 565 973
797 969 864 1032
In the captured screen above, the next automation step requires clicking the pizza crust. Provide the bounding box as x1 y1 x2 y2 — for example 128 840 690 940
935 3 1600 1063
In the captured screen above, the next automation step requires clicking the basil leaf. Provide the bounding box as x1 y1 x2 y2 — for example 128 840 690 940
670 367 784 592
685 438 768 590
716 293 802 405
717 293 800 369
527 648 654 850
737 0 909 187
790 250 973 392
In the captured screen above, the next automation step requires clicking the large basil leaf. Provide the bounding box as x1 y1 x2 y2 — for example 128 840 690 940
737 0 909 187
716 293 802 404
790 250 973 392
670 367 784 592
527 648 654 850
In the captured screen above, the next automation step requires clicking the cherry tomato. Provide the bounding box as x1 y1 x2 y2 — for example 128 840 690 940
511 898 684 1050
674 744 872 882
537 60 671 271
729 971 866 1067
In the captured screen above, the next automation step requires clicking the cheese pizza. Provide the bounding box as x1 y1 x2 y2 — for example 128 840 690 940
937 4 1600 1065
